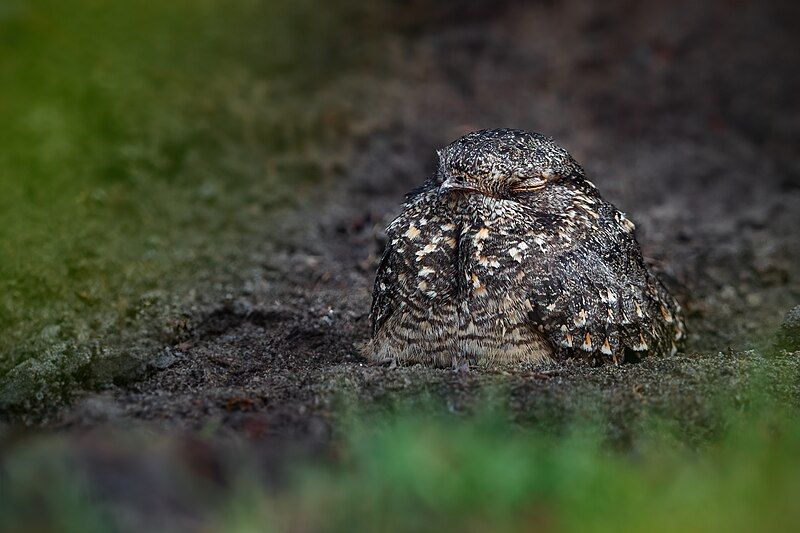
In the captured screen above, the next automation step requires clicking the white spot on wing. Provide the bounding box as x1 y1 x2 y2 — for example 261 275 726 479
581 333 592 351
415 244 437 261
404 226 420 239
508 246 524 262
601 338 612 355
419 267 435 277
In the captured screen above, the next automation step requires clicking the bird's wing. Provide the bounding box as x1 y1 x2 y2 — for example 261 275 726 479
527 240 679 363
369 187 461 340
369 245 399 337
369 188 441 338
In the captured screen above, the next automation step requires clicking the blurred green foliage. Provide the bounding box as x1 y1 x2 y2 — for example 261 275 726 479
0 0 365 406
3 389 800 532
0 438 113 533
271 412 800 532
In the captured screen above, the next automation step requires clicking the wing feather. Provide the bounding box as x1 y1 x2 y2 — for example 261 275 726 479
528 239 679 363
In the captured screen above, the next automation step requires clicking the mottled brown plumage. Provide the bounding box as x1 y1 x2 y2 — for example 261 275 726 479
366 129 685 368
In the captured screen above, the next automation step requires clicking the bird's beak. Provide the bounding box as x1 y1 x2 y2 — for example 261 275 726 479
438 177 477 196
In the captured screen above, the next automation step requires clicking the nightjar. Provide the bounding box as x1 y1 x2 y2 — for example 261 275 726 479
366 129 685 368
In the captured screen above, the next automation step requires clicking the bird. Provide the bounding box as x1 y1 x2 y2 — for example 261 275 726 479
365 128 685 369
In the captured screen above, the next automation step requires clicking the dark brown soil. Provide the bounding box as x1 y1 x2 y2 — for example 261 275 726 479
27 0 800 451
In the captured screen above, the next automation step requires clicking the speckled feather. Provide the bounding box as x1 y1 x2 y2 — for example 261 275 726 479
367 129 685 367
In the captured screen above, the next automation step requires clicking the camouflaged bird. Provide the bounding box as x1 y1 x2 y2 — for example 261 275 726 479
366 129 685 369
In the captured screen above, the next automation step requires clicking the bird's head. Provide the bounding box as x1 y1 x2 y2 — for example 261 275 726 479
436 129 581 199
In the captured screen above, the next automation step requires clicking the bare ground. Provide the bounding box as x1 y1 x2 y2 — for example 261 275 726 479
9 0 800 467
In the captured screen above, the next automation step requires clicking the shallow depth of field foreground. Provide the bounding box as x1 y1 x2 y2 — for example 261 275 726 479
1 1 799 531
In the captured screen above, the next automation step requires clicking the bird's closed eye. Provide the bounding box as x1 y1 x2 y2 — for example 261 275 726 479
510 176 548 193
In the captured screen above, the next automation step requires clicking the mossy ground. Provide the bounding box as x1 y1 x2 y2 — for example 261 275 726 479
0 0 369 407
